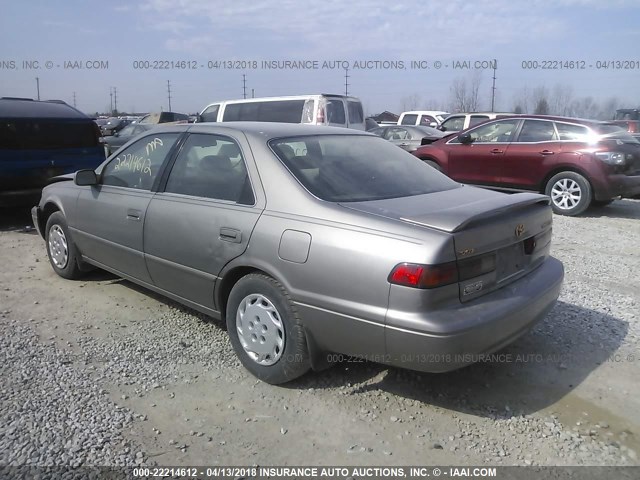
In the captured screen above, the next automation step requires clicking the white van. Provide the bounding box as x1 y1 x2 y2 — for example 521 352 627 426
398 110 450 127
198 94 365 130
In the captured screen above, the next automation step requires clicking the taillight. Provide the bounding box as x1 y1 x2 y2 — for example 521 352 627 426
317 106 325 124
388 262 458 289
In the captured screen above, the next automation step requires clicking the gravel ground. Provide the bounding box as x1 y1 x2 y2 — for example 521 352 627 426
0 200 639 468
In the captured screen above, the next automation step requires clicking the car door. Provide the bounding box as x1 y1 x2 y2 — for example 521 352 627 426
502 119 559 188
143 131 263 310
446 118 521 186
72 132 182 283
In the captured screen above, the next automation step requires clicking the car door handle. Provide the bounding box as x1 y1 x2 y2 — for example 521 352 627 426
220 227 242 243
539 150 555 155
126 209 141 221
490 149 504 154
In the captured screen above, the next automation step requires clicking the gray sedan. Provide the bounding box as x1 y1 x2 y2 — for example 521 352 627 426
103 123 154 155
32 123 563 384
369 125 447 152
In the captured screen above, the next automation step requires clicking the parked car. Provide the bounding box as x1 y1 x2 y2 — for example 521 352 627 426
398 110 450 127
138 112 190 124
612 108 640 139
369 125 446 152
103 123 154 155
32 122 563 384
413 115 640 215
198 94 365 130
0 97 105 206
439 112 514 135
101 117 132 136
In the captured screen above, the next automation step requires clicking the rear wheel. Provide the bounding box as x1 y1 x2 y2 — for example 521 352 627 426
226 274 310 384
545 172 592 216
45 212 83 279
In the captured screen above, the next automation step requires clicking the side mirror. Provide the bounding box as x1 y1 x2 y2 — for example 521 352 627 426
439 125 447 132
75 169 98 186
429 122 438 128
458 133 474 145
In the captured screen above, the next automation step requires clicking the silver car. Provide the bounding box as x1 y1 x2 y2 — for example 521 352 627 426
32 123 564 384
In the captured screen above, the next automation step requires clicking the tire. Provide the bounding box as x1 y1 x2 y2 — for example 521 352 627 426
544 172 592 216
45 212 83 279
423 160 442 172
226 273 310 384
591 199 614 208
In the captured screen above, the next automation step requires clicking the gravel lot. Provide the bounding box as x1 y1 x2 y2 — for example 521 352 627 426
0 200 639 468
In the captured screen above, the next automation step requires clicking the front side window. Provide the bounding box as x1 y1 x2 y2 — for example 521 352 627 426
419 115 436 126
465 119 520 143
441 116 465 132
200 104 220 122
384 127 409 141
101 133 180 190
270 135 459 202
165 133 254 204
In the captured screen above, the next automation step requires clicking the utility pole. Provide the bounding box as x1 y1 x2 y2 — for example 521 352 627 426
36 77 40 100
490 60 497 112
167 80 172 111
72 92 76 108
242 74 247 99
109 89 113 114
344 68 350 96
251 88 254 98
113 87 118 115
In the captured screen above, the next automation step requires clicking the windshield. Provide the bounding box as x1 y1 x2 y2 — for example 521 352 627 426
269 134 459 202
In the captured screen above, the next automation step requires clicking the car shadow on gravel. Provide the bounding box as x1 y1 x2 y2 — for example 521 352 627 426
582 199 640 220
290 301 628 418
0 206 37 234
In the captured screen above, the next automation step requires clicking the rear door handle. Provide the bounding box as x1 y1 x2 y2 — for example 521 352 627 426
126 209 141 221
490 149 504 154
220 227 242 243
539 150 555 155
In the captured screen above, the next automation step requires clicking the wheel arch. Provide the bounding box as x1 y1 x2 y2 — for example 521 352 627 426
540 165 593 194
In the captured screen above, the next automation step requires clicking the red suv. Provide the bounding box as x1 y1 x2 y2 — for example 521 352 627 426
413 115 640 215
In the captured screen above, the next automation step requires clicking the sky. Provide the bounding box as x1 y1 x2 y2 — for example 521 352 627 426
1 0 639 117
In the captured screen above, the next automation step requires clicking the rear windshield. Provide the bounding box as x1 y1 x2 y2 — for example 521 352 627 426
0 119 99 150
223 100 305 123
269 134 458 202
347 100 364 124
593 124 640 143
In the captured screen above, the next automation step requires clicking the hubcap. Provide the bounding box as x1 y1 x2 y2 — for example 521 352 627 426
550 178 582 210
235 294 285 366
48 225 69 268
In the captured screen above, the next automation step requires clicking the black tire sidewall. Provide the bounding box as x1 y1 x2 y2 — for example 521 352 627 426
545 172 592 216
45 212 81 279
226 274 310 384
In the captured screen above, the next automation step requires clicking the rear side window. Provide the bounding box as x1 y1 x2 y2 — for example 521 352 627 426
419 115 436 126
165 133 254 204
270 134 458 202
555 122 590 141
516 120 557 142
0 120 99 150
223 100 305 123
326 100 346 125
401 114 418 125
347 101 364 124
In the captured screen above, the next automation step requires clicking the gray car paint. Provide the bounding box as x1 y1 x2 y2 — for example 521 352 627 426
34 122 564 373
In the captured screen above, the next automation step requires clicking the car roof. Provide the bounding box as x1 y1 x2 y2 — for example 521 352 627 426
154 121 373 139
0 97 90 119
485 114 613 126
401 110 449 115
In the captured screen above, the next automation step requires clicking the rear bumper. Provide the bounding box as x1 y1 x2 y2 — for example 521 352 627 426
384 256 564 373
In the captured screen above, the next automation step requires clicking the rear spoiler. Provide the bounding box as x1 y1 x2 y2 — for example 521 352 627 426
401 192 550 233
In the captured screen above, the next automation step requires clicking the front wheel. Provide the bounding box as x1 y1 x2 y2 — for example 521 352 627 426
545 172 592 216
226 274 310 384
45 212 83 279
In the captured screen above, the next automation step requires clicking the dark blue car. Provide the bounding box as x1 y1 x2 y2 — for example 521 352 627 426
0 97 105 205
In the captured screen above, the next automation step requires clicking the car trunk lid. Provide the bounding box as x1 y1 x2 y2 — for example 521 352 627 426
340 187 553 302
